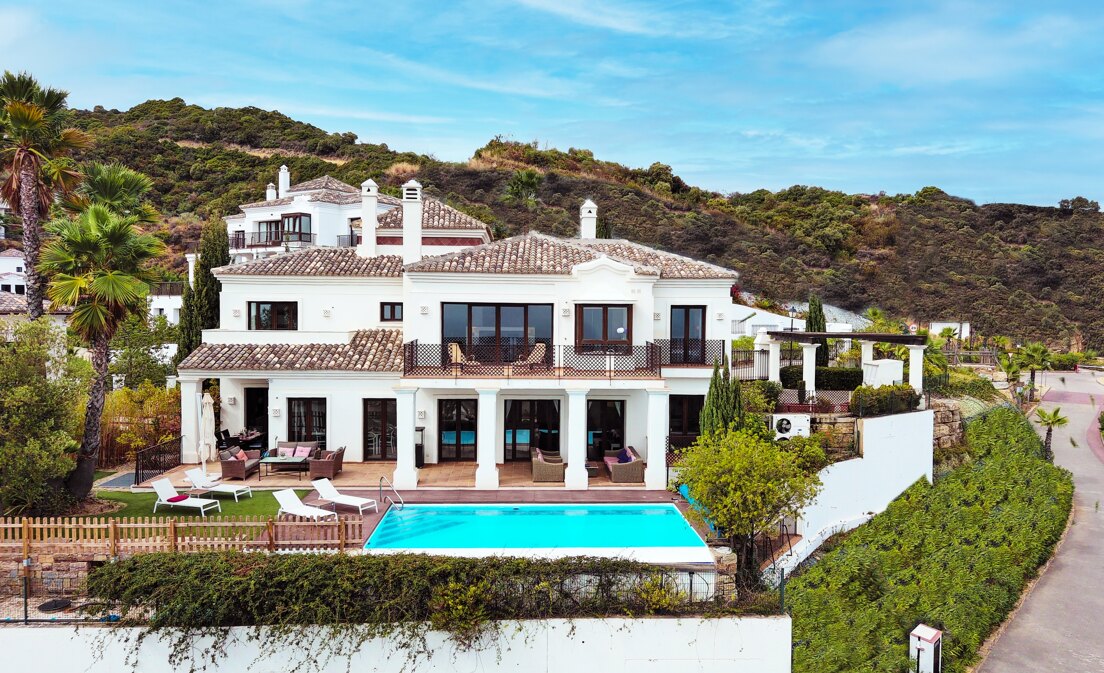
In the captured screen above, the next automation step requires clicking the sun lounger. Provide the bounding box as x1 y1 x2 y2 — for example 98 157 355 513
311 478 378 515
273 488 338 520
151 478 221 517
185 468 253 502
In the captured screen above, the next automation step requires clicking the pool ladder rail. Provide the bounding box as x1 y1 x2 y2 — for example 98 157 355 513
379 475 404 511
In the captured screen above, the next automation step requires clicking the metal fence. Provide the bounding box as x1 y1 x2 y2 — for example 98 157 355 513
133 436 182 485
403 341 662 379
778 388 851 413
731 349 770 380
655 339 726 367
0 575 118 625
229 232 317 249
852 389 929 418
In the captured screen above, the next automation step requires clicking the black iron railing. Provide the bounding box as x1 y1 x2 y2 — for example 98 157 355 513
148 282 184 296
731 348 770 380
133 436 182 485
403 340 661 379
336 234 359 247
655 339 726 367
230 232 317 249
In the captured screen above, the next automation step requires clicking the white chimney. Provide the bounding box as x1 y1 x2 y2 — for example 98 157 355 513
185 253 199 288
580 199 598 239
277 165 290 198
265 182 277 201
401 179 423 264
357 178 379 258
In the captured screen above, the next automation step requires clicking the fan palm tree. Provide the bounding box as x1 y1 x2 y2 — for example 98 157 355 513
1017 342 1052 402
0 71 92 319
40 205 165 499
62 162 158 223
1035 407 1068 461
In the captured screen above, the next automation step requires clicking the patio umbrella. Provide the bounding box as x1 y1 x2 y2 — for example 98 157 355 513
200 393 217 472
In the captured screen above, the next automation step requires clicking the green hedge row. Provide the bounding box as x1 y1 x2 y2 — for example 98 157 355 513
780 365 864 390
850 384 921 417
788 408 1073 673
1049 352 1082 371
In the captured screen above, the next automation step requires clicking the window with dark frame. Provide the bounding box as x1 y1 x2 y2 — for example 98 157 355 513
441 303 553 362
248 301 298 330
669 394 704 448
381 302 404 322
288 397 326 448
281 213 312 242
576 304 632 352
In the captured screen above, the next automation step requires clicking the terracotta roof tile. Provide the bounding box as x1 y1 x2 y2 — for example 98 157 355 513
0 249 24 258
308 189 361 205
224 213 245 220
577 240 738 280
287 176 357 194
0 291 72 315
377 198 490 232
177 329 403 372
216 247 403 277
240 196 295 209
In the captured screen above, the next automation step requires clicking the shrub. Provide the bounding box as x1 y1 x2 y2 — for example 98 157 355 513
742 380 782 413
789 408 1073 673
1049 352 1083 371
851 384 921 417
780 365 863 390
732 335 756 351
929 367 999 401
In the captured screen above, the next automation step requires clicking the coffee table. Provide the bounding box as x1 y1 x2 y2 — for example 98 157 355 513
259 456 308 481
585 461 601 478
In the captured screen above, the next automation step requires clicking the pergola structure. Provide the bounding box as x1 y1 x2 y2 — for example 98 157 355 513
757 330 927 393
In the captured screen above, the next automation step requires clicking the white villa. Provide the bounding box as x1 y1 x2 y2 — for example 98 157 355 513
178 170 745 490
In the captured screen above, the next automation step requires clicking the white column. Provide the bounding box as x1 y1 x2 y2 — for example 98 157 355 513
801 343 819 395
644 389 670 490
393 388 419 489
475 389 499 489
907 344 926 393
858 340 876 385
565 390 589 490
767 340 782 384
753 328 771 380
179 377 201 463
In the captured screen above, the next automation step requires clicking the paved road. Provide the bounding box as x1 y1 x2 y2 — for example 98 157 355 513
979 370 1104 672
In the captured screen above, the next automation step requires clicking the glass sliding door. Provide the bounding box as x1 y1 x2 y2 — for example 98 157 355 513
438 399 477 461
586 399 625 460
288 398 326 448
503 399 561 461
363 399 397 460
671 306 706 364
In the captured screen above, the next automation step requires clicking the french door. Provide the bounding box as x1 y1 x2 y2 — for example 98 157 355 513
438 399 477 461
288 398 326 448
503 399 561 461
586 399 625 461
363 399 397 460
670 306 706 364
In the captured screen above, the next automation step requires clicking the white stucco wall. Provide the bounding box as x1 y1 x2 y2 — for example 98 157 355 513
767 409 934 581
148 294 182 325
0 617 791 673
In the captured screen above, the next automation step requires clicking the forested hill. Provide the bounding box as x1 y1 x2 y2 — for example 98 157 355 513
68 98 1104 349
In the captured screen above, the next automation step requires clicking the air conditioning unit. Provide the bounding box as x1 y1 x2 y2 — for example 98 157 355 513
772 413 811 440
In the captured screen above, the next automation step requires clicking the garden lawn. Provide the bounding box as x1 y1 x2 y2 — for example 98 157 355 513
788 407 1073 673
93 489 310 519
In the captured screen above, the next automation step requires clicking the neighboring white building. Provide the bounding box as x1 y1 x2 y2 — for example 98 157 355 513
222 167 491 264
928 320 970 340
0 291 71 330
0 197 10 239
180 190 739 490
0 249 26 295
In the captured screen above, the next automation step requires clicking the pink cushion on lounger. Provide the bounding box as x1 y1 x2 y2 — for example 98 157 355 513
166 495 188 503
293 446 312 458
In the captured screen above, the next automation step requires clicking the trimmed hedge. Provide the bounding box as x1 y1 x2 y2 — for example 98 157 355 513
1050 352 1082 371
780 365 863 390
850 384 921 417
789 408 1073 673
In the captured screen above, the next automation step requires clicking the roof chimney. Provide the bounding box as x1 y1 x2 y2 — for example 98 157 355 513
266 182 277 201
580 199 598 239
357 178 379 258
401 179 423 264
277 165 290 198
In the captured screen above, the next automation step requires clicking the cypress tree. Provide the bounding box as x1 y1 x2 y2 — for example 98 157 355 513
700 361 723 436
174 219 230 365
807 295 829 367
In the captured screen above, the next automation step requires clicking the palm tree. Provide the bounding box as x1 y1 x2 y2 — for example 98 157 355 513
1017 342 1052 402
1035 407 1068 461
40 205 165 499
0 71 92 319
62 162 158 223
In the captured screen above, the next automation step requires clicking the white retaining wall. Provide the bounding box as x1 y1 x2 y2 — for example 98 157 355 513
767 409 934 582
0 616 791 673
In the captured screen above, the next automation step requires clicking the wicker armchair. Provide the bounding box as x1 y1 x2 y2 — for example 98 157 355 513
531 449 565 483
309 447 346 480
603 446 644 484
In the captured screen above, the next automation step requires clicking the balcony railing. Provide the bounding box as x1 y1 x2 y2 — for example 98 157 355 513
148 281 184 296
655 339 726 367
336 234 359 247
402 341 661 379
230 232 317 249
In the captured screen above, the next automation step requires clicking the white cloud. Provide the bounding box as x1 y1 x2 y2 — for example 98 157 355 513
510 0 782 39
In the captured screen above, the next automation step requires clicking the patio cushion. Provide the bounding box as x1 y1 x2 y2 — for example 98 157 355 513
219 449 233 461
293 446 312 458
616 448 633 464
232 448 248 461
278 446 294 457
166 494 188 503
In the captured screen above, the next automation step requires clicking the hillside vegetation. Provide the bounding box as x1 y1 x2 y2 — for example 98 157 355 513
67 99 1104 348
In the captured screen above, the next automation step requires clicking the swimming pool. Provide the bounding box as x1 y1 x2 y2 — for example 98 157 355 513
363 503 713 564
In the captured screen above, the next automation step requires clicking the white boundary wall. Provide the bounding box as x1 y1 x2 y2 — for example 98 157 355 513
0 617 791 673
767 409 934 582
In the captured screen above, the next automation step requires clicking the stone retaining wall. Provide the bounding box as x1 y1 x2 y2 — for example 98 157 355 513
931 399 965 449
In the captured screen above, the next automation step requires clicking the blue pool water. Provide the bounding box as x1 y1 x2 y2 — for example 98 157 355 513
364 504 705 550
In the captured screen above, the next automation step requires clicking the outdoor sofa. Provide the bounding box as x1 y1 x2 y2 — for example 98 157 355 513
603 446 644 484
219 448 262 481
531 448 565 482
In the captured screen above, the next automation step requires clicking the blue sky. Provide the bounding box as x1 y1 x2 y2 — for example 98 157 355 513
2 0 1101 205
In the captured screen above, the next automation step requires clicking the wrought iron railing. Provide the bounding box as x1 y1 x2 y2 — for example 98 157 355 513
731 348 770 380
148 281 184 296
133 436 182 486
655 339 726 367
336 234 359 247
778 388 851 413
229 232 317 249
402 340 661 379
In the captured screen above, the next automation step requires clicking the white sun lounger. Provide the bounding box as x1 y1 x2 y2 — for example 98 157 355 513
151 478 221 517
185 468 253 502
273 488 337 520
311 479 378 515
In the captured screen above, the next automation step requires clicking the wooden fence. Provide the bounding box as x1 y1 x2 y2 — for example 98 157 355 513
0 516 367 557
